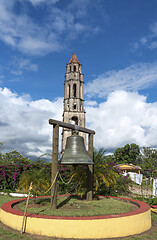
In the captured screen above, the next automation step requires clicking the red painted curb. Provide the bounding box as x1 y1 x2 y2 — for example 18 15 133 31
152 205 157 209
1 195 150 220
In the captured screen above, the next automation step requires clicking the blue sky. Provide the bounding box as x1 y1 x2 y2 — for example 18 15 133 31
1 0 157 157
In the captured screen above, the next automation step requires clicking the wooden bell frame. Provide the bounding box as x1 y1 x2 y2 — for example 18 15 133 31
49 119 95 209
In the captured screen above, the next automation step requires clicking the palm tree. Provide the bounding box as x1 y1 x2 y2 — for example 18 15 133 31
93 148 118 194
18 168 51 197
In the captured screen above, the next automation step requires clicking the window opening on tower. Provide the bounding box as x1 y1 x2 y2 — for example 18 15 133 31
73 103 77 110
74 65 76 72
73 84 76 97
68 84 70 98
71 116 78 125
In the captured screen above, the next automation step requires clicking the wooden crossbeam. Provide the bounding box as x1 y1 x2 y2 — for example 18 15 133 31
49 119 95 135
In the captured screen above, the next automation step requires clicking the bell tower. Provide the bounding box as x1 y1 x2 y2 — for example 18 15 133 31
62 53 86 152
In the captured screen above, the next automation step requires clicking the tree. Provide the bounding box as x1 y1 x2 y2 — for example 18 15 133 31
93 148 118 194
114 143 140 165
18 168 51 197
140 147 157 177
0 142 3 160
0 150 31 166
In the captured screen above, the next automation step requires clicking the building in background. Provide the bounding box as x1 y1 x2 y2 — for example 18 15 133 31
114 163 141 174
61 53 86 152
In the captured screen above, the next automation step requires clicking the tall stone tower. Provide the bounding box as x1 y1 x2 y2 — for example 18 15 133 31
62 53 86 152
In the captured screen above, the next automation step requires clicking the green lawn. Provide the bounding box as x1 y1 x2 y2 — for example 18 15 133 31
0 195 33 240
16 196 137 217
0 194 157 240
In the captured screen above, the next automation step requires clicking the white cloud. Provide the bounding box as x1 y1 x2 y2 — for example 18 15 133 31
10 57 38 75
86 90 157 151
0 87 63 157
85 63 157 98
140 37 148 45
85 101 98 107
1 87 157 157
0 1 102 56
150 22 157 36
28 0 59 6
130 42 139 50
133 21 157 50
18 36 61 55
149 41 157 49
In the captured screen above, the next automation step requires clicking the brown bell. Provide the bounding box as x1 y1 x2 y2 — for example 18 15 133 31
60 134 94 165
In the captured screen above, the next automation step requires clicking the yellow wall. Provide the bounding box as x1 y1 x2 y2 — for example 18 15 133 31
151 208 157 214
0 208 151 239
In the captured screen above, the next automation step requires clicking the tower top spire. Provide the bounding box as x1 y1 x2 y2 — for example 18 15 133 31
69 53 80 64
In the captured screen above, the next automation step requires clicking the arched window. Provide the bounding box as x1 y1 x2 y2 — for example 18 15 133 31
74 65 76 72
73 103 77 110
69 66 71 72
73 84 76 97
69 84 70 98
71 116 78 125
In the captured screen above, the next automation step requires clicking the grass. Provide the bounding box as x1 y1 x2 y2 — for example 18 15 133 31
0 194 18 206
0 194 32 240
15 196 138 216
0 194 157 239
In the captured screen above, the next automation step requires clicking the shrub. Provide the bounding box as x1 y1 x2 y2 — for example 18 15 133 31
134 196 157 206
0 150 33 191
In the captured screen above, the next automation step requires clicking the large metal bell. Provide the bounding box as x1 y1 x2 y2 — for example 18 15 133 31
60 134 94 165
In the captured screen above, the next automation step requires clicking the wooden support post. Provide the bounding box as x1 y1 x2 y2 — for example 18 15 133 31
86 133 93 201
51 124 59 209
21 182 33 234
